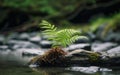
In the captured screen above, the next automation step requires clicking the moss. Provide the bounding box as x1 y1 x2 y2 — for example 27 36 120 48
88 53 100 62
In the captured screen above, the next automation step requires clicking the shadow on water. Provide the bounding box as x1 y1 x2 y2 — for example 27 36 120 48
0 65 120 75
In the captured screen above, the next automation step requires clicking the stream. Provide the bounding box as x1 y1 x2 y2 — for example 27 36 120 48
0 65 120 75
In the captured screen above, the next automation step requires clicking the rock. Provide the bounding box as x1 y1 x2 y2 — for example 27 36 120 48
41 34 49 40
21 48 44 57
66 66 112 74
67 43 91 51
29 36 41 44
7 32 19 40
107 46 120 58
18 33 29 40
40 40 52 48
91 42 118 52
0 48 43 66
7 40 40 50
104 32 120 43
29 32 39 37
0 45 9 51
95 23 108 40
74 38 90 44
0 35 5 45
85 32 96 41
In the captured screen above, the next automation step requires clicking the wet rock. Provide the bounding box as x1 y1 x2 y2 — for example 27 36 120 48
74 38 90 44
0 35 6 45
66 66 112 74
104 32 120 43
29 36 41 44
107 46 120 58
0 45 9 51
0 48 43 65
95 23 108 40
85 32 96 41
92 42 118 52
21 48 44 57
7 40 40 50
40 40 52 48
7 32 19 40
67 43 91 51
18 33 29 40
29 32 39 37
41 34 49 40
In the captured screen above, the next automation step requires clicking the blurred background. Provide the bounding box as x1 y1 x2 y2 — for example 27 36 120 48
0 0 120 33
0 0 120 75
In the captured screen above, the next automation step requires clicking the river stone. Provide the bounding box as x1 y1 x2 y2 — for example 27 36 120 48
0 45 9 51
0 35 6 45
0 48 43 65
104 32 120 43
85 32 96 41
107 46 120 58
29 32 39 37
41 34 49 40
74 38 90 44
18 33 29 40
7 32 19 40
39 40 52 48
29 36 41 44
7 40 40 50
67 43 91 51
21 48 44 57
66 66 112 74
91 42 118 52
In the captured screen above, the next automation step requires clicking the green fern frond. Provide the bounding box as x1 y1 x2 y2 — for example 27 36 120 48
40 20 57 36
40 20 88 47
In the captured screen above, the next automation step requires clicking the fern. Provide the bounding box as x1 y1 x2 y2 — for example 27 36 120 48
40 20 87 47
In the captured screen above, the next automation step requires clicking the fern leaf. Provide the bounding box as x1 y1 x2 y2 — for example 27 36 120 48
40 20 88 48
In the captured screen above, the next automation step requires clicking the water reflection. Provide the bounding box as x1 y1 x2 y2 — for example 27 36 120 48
30 66 113 75
0 65 120 75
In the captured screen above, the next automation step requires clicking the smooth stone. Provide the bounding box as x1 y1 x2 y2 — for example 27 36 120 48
29 36 41 44
104 32 120 43
0 35 5 44
91 42 117 52
95 23 108 39
66 66 112 74
0 45 9 51
7 32 19 40
85 32 96 41
74 38 90 44
67 43 91 51
18 33 29 40
29 32 39 37
41 34 49 40
40 40 52 48
107 46 120 58
21 48 44 56
7 40 40 50
0 48 43 66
